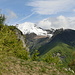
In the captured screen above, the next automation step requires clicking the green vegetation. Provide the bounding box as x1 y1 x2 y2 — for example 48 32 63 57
41 53 61 65
68 51 75 72
31 50 39 61
0 25 29 60
69 59 75 72
41 43 75 66
0 14 5 24
0 14 29 60
0 14 75 75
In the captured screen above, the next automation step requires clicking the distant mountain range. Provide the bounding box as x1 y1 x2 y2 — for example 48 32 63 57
16 19 75 67
16 22 53 37
16 21 55 52
38 28 75 66
0 13 75 74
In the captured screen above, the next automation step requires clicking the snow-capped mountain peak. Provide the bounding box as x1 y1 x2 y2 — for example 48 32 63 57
16 22 49 36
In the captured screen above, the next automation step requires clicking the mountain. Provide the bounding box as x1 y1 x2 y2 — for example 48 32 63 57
16 22 55 52
38 28 75 54
16 21 75 67
16 22 53 37
38 29 75 66
16 21 75 63
0 24 74 75
0 14 75 74
25 28 55 53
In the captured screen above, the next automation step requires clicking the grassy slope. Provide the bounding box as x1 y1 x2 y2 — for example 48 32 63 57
0 58 75 75
0 25 75 75
41 42 75 66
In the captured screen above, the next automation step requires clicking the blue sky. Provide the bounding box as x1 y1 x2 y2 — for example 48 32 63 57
0 0 75 28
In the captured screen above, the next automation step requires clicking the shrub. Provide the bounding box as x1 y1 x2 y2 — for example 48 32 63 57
42 53 62 65
31 50 39 61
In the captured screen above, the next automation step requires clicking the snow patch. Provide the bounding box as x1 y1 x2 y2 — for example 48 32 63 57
16 22 49 36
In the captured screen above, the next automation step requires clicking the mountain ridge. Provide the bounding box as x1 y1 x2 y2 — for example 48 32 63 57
16 22 53 37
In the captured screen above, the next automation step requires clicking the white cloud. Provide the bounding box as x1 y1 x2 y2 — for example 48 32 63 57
68 17 75 29
14 12 35 24
27 0 75 15
5 10 18 24
6 10 18 19
52 16 69 29
73 9 75 12
37 15 75 30
37 19 52 29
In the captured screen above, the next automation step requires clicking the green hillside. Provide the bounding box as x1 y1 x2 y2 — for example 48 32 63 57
0 14 75 75
0 25 29 60
41 43 75 66
38 29 75 72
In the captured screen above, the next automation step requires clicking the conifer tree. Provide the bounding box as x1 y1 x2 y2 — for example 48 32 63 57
0 14 5 24
0 13 6 30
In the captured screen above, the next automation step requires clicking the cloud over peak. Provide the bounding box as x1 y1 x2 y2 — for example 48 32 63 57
37 15 75 30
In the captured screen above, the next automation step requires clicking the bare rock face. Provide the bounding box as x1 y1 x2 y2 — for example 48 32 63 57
15 28 29 52
16 22 55 53
25 33 51 54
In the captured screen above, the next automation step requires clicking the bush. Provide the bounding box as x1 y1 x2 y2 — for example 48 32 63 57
68 59 75 72
42 53 62 65
31 50 39 61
